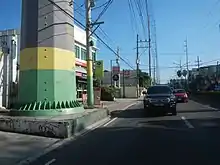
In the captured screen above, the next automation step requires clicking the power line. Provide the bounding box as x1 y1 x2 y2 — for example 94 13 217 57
133 0 147 37
74 4 116 47
92 1 110 10
47 0 134 70
93 0 113 25
127 0 139 35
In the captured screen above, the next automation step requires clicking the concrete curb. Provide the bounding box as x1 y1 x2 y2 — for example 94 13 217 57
0 109 109 139
17 100 139 165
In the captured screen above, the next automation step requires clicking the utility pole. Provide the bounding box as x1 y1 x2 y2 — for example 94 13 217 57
196 56 201 69
116 46 120 88
86 0 94 107
122 69 125 98
195 56 201 74
184 39 189 73
146 0 151 85
152 20 159 84
184 38 189 87
110 60 113 87
136 34 140 97
136 35 147 97
216 61 219 83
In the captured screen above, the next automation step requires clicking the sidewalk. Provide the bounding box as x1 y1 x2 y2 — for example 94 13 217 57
0 98 139 165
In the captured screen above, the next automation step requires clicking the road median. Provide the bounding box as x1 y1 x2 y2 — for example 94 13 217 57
190 92 220 109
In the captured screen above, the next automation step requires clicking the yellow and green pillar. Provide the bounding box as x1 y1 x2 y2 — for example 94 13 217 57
11 0 84 116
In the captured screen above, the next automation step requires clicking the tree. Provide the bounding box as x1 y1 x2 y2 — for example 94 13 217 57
139 70 151 87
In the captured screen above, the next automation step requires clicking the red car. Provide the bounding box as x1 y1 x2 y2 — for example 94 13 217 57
173 89 188 103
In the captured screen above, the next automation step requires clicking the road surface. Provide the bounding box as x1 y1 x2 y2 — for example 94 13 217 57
30 100 220 165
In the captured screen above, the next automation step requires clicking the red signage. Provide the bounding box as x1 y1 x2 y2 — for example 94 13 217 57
76 58 87 67
76 72 82 77
112 66 120 74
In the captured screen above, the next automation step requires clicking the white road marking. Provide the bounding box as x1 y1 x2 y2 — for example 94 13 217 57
103 117 118 127
181 116 194 128
45 159 56 165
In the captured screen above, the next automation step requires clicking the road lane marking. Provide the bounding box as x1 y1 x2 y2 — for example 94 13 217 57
103 117 118 127
181 116 194 128
45 159 56 165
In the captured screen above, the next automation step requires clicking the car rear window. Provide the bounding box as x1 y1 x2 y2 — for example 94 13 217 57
174 89 185 93
147 86 171 94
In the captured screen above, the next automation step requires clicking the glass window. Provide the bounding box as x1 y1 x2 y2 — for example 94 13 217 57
81 48 86 60
147 86 172 94
75 45 80 58
174 89 185 93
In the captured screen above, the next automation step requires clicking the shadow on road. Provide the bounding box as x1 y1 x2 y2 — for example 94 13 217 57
110 108 147 118
111 108 173 119
30 117 220 165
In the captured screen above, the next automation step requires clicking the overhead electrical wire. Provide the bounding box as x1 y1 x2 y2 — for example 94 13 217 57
47 0 135 70
92 1 111 10
93 0 113 25
133 0 147 37
127 0 138 35
74 1 117 50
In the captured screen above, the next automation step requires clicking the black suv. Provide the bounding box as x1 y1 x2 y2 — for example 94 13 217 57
143 85 177 116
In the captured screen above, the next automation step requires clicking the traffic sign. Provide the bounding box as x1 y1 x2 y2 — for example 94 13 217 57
112 74 119 81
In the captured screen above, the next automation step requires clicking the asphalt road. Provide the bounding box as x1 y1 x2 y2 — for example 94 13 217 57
30 100 220 165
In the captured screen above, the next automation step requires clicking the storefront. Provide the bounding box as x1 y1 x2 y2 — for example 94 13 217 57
76 66 87 99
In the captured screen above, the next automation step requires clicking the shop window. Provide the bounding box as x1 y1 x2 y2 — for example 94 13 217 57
75 45 80 58
81 48 87 60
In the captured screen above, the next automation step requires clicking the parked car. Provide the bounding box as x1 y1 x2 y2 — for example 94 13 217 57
142 85 177 116
173 89 188 103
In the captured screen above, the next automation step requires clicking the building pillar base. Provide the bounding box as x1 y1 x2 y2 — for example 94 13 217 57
10 100 84 116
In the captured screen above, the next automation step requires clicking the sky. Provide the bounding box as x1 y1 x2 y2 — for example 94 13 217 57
1 0 220 83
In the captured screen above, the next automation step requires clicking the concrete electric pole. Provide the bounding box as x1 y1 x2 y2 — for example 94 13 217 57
195 56 201 74
116 46 120 88
184 38 189 85
86 0 94 107
146 0 151 85
136 35 147 97
184 39 189 74
136 34 140 97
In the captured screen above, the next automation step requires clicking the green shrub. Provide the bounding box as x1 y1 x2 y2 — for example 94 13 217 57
101 87 116 101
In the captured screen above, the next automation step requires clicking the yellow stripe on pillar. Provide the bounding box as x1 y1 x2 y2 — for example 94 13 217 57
20 47 76 71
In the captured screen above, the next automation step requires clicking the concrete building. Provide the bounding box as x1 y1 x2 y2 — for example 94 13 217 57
74 25 98 98
0 29 20 108
0 25 98 108
190 65 220 78
102 70 137 87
